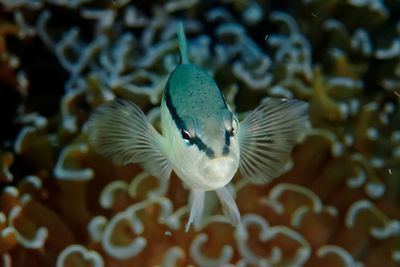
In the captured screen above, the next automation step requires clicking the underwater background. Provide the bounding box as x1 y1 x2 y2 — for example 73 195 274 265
0 0 399 266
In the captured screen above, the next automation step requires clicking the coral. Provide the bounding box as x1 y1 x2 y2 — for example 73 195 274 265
0 0 399 266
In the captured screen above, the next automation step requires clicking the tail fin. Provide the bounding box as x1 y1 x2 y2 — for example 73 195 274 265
177 21 189 64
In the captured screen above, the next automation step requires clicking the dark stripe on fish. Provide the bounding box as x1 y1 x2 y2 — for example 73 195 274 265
218 88 228 109
193 136 215 158
165 81 184 130
165 81 215 158
222 130 230 155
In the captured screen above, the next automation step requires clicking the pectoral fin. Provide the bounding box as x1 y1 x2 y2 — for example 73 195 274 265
238 98 308 184
87 99 172 181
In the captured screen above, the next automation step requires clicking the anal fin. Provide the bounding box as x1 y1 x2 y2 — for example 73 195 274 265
216 186 241 226
186 189 205 232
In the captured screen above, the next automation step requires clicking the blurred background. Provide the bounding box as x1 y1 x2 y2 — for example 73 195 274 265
0 0 399 266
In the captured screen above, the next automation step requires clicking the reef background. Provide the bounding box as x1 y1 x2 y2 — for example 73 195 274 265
0 0 399 266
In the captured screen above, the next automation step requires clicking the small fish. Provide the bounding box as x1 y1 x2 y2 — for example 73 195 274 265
87 22 309 231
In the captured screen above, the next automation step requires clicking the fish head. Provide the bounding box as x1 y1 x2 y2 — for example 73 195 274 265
195 110 240 183
163 104 240 190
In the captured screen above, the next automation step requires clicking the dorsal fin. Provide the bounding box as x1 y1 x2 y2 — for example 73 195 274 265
177 21 189 64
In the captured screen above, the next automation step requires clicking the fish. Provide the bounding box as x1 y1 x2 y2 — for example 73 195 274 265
87 22 309 231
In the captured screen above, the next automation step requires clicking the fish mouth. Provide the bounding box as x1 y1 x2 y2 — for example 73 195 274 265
200 157 238 185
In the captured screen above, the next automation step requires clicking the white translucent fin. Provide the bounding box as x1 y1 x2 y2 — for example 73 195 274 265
177 21 189 64
186 190 205 232
87 99 172 181
216 186 241 226
238 98 309 184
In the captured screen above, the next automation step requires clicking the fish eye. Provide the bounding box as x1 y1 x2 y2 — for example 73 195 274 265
181 117 196 145
231 116 239 136
181 128 193 144
222 110 238 137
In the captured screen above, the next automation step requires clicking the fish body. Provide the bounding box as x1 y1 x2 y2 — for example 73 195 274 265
161 62 240 191
87 22 308 231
